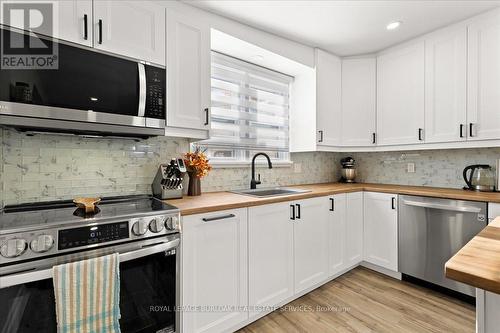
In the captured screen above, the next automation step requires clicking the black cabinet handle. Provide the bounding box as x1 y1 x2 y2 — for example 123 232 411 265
295 204 301 219
204 108 209 125
372 132 376 144
469 123 474 137
318 130 323 143
391 197 396 210
202 214 235 222
329 198 334 212
98 19 103 44
83 14 88 40
418 128 424 141
460 124 465 138
290 205 295 220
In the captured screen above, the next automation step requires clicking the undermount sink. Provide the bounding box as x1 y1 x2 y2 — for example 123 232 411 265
231 187 311 198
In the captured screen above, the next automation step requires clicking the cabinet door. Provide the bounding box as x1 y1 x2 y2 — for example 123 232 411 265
293 197 330 293
93 0 165 64
248 202 294 314
328 194 347 275
316 49 342 147
182 209 248 333
467 9 500 141
377 42 425 145
166 8 211 130
363 192 398 271
1 0 92 47
425 25 467 143
341 58 377 146
345 192 363 267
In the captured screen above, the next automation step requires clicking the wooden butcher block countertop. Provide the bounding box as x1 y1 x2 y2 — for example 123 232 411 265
165 182 500 216
445 217 500 295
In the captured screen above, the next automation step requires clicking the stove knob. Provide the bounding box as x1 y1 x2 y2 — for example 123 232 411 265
0 239 28 258
149 218 164 233
30 234 54 253
132 220 148 236
165 216 179 231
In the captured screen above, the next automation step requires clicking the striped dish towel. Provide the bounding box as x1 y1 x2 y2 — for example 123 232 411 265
52 253 121 333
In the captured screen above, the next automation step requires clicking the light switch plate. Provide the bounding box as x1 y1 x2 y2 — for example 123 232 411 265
407 163 415 173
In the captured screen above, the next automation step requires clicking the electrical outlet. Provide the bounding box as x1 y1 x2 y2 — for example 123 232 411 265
407 163 415 173
294 163 302 173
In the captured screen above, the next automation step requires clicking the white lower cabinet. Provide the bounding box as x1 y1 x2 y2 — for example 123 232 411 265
293 197 330 293
363 192 399 271
327 192 364 276
182 209 248 333
328 194 347 275
248 202 294 315
345 192 364 267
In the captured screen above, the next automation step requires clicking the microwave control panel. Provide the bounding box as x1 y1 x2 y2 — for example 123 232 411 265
144 66 166 120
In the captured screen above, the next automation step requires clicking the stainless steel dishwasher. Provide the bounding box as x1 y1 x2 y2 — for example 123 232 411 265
399 195 487 297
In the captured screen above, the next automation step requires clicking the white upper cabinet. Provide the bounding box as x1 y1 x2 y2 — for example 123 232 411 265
363 192 398 272
467 9 500 141
425 25 467 143
377 41 425 145
341 58 377 146
166 8 211 131
248 202 294 315
316 49 342 147
57 0 93 47
93 0 165 65
293 197 330 293
182 209 248 333
2 0 93 47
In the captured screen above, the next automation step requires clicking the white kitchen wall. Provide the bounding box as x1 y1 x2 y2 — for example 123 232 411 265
0 129 338 206
344 148 500 189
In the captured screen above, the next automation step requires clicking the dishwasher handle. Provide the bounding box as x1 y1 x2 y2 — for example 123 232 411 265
401 199 482 213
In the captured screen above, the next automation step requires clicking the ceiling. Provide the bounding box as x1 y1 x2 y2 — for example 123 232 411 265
185 0 500 56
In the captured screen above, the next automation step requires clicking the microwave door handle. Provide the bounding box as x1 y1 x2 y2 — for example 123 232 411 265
0 238 180 289
138 63 146 117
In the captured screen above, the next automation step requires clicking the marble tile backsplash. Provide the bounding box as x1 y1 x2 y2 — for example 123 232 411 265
1 127 499 206
344 148 500 189
0 128 338 206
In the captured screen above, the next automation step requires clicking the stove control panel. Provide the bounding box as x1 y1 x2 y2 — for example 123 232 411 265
0 213 180 264
58 221 129 250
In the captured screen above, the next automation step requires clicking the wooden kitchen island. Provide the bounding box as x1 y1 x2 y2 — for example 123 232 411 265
446 217 500 333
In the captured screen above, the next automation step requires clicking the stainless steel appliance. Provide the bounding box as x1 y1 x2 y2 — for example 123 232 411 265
496 159 500 192
0 28 166 138
0 195 180 333
463 164 496 192
399 195 487 297
152 158 187 199
340 157 357 183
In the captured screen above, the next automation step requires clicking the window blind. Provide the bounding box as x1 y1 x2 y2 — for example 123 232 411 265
199 52 293 156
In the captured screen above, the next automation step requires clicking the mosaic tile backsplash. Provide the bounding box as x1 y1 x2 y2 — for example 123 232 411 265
343 148 500 189
1 127 499 206
0 128 338 206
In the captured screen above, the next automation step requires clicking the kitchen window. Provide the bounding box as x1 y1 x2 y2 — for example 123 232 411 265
196 51 293 166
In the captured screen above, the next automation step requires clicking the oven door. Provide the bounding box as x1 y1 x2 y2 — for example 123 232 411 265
0 236 179 333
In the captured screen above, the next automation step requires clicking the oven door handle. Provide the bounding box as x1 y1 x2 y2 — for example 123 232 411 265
0 238 180 289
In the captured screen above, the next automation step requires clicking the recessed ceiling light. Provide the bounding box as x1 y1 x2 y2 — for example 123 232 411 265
252 55 264 62
386 21 402 31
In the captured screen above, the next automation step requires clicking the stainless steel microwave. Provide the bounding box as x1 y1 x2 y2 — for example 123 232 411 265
0 28 166 137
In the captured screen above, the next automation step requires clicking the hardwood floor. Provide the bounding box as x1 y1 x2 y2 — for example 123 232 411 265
238 267 475 333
